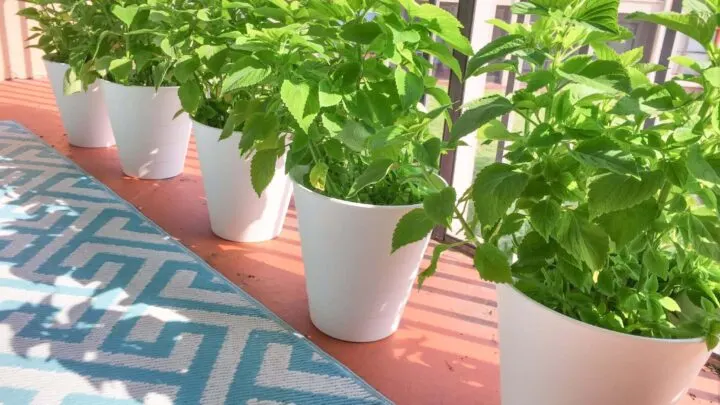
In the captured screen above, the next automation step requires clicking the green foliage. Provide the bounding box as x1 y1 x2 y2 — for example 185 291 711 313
395 0 720 347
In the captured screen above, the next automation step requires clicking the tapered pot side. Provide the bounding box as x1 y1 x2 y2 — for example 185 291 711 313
497 284 714 405
99 79 191 180
192 120 293 243
44 60 115 148
292 180 431 342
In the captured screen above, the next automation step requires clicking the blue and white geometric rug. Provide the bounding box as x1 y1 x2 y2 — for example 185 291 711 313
0 121 391 405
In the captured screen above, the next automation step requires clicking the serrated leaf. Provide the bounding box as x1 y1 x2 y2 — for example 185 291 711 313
466 35 525 78
558 255 592 290
572 0 620 33
250 149 278 196
687 144 720 185
703 67 720 88
395 69 424 109
669 55 704 73
337 120 371 152
319 80 342 107
474 244 512 283
108 57 132 82
424 187 456 227
410 3 472 55
281 80 319 133
472 163 529 226
588 171 663 218
392 208 434 253
558 59 631 93
530 199 561 241
421 41 463 80
643 248 669 279
450 95 513 142
340 21 382 44
348 158 394 197
478 119 518 141
309 162 329 191
555 211 609 270
570 137 638 175
178 80 203 115
174 56 201 83
243 113 279 150
222 59 272 94
597 199 657 246
628 11 715 46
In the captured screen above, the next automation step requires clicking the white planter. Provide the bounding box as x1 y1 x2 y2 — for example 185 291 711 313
44 60 115 148
192 120 293 242
498 284 714 405
100 80 191 179
293 182 431 342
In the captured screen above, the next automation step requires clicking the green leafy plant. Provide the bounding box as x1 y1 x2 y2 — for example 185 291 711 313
394 0 720 348
170 0 328 195
280 0 472 206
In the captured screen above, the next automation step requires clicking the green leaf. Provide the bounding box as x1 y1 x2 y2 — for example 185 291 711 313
112 4 139 27
658 296 681 312
588 171 664 218
530 199 561 241
418 244 451 288
281 80 319 133
392 208 434 253
243 113 279 150
555 211 609 270
628 11 715 46
597 199 657 246
174 56 201 83
411 3 472 55
178 80 203 115
570 137 638 175
222 59 272 94
703 67 720 88
424 187 456 227
466 35 525 78
319 80 342 108
309 162 329 191
337 120 371 152
472 163 529 226
250 149 278 197
340 21 382 45
669 55 704 73
395 68 425 110
420 137 442 167
478 119 518 141
643 247 669 279
687 144 720 185
572 0 620 33
474 244 512 283
558 60 631 93
450 95 513 142
108 57 132 82
680 213 720 261
348 158 394 197
421 41 463 80
558 255 592 290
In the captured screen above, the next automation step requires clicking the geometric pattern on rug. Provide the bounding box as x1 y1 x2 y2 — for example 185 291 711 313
0 121 391 405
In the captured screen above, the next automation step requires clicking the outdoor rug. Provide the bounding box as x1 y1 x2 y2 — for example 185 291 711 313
0 121 391 405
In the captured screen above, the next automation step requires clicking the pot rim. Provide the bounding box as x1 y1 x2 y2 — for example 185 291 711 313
42 58 68 66
503 284 708 345
291 176 423 210
99 78 179 90
192 119 232 134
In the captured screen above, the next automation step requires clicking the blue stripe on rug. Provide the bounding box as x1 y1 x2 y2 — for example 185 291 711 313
0 121 392 405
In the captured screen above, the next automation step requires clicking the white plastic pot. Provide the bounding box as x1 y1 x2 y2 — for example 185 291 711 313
100 79 191 179
497 284 714 405
192 120 293 242
293 181 431 342
44 60 115 148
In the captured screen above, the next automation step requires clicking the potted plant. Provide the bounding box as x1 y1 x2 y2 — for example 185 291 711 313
84 0 193 179
282 0 472 342
393 0 720 403
18 0 115 148
170 0 323 242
